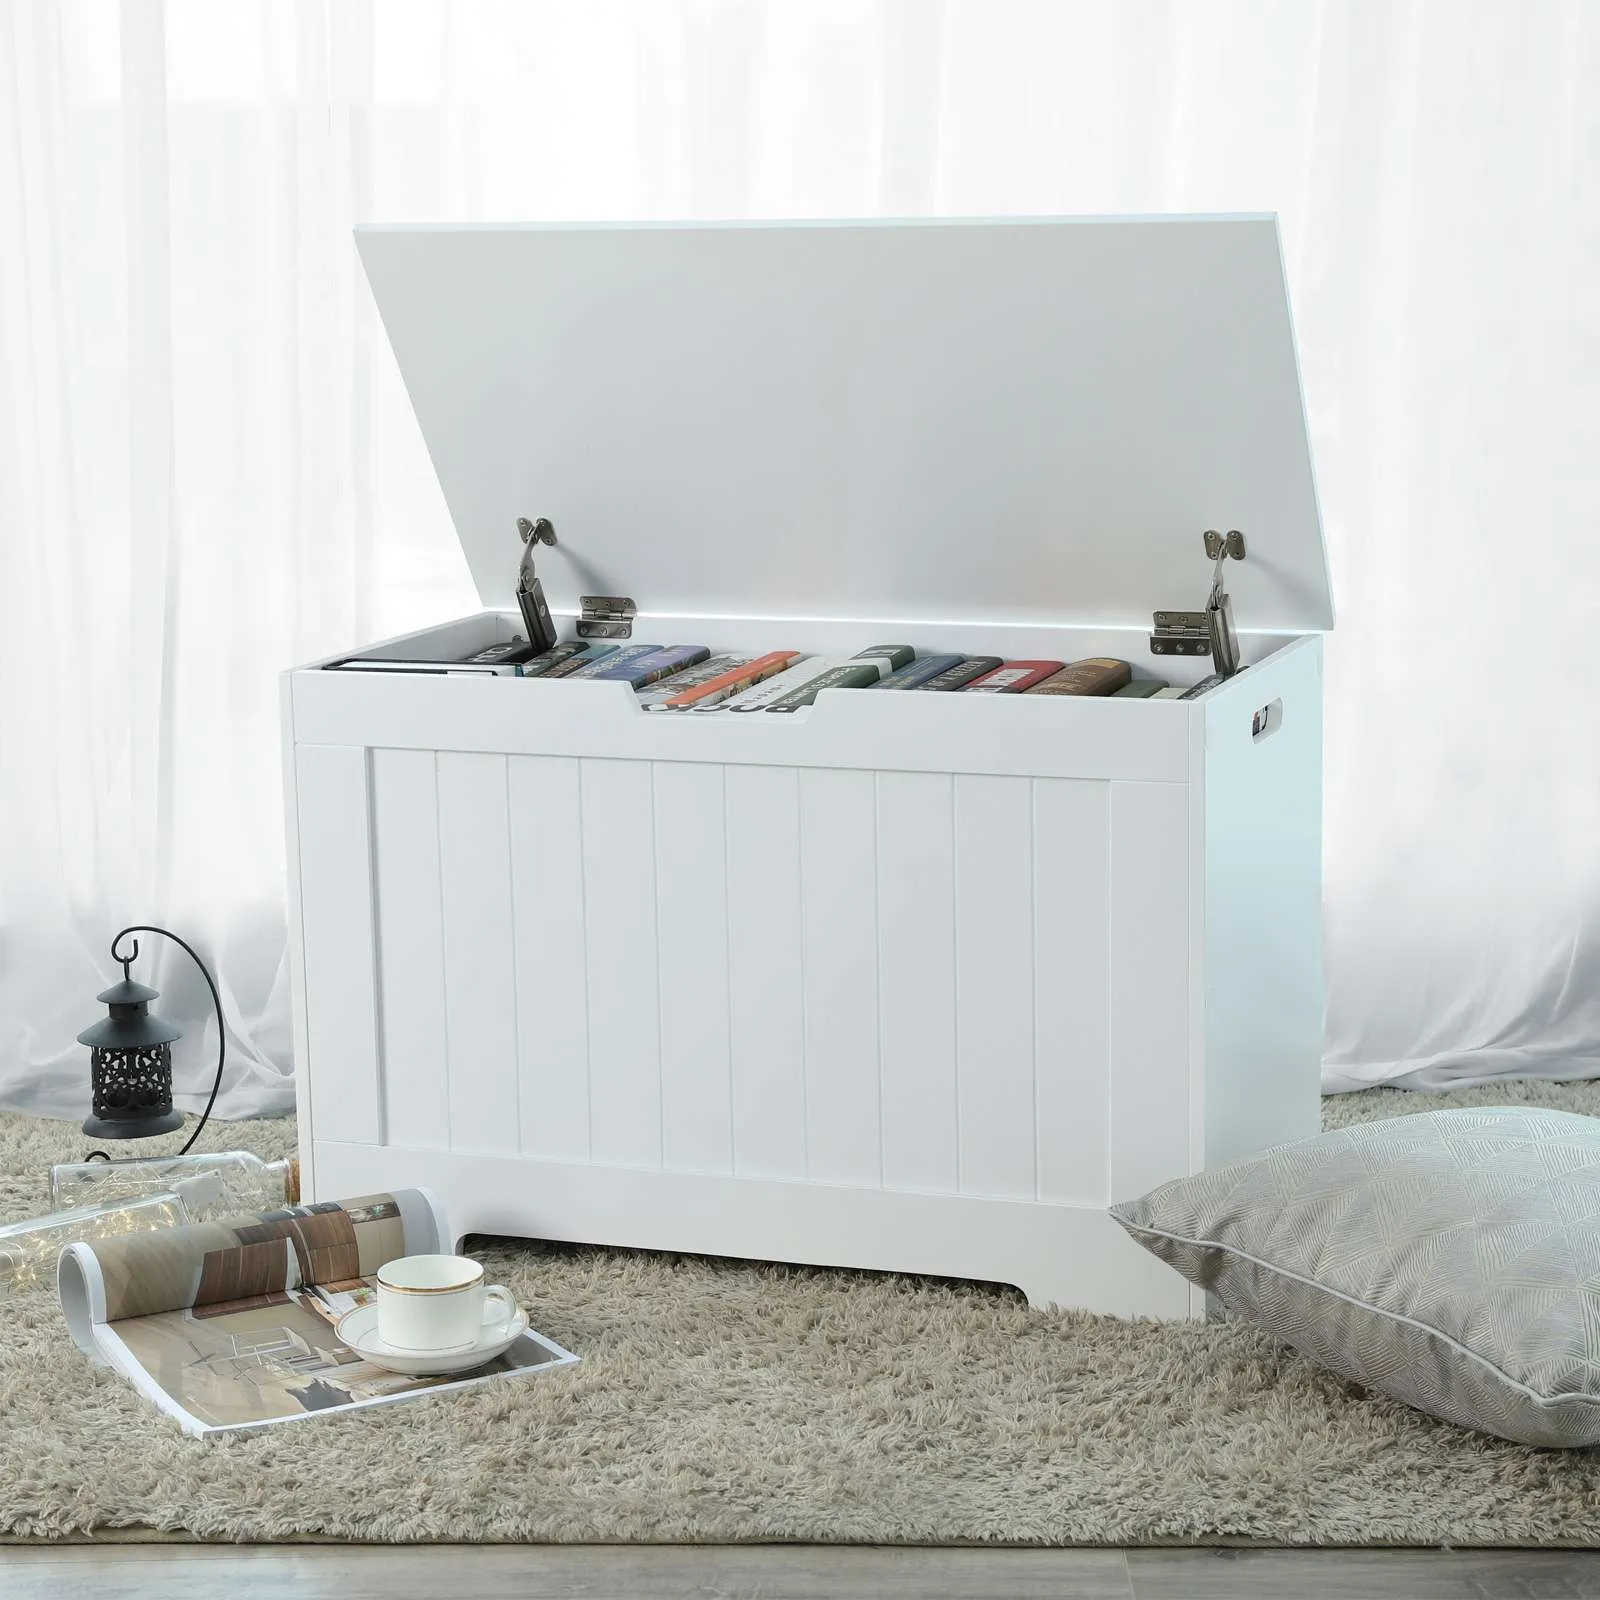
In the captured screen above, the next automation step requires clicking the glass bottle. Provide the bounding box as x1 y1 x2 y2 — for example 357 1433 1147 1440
0 1171 223 1296
48 1150 298 1219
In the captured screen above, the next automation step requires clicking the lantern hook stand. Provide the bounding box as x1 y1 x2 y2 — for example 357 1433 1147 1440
84 926 227 1162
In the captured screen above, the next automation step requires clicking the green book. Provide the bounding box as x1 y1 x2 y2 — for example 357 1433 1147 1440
1113 679 1168 699
516 640 594 677
852 644 915 674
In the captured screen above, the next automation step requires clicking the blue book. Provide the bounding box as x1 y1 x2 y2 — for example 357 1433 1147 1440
918 656 1001 691
566 643 661 681
871 653 966 690
582 645 711 689
539 642 622 679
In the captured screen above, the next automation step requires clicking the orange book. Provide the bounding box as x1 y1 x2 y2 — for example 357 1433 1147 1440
657 651 801 710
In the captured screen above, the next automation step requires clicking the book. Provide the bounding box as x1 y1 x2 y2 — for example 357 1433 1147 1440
872 653 966 690
656 650 802 710
516 640 594 677
1113 678 1169 699
326 658 520 677
762 646 915 713
572 645 711 688
1025 658 1132 696
566 643 666 680
916 656 1001 691
634 653 748 707
540 642 621 678
1149 685 1189 699
1179 673 1225 700
616 646 712 688
852 644 915 674
57 1190 577 1436
962 660 1066 694
723 656 838 711
461 640 538 666
763 662 880 710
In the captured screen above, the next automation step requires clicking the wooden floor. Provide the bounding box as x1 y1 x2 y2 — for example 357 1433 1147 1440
2 1543 1598 1599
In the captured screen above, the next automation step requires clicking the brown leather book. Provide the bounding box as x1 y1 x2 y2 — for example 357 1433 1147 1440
1025 657 1133 696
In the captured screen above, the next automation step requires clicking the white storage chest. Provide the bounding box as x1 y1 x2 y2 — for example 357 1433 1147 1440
283 216 1331 1318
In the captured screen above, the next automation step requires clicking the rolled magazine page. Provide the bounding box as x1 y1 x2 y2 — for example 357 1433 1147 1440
57 1240 109 1365
61 1188 443 1331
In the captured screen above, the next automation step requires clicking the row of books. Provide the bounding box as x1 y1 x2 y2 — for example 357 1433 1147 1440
333 641 1224 709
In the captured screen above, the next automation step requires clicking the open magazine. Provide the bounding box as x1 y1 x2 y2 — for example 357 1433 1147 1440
57 1188 578 1436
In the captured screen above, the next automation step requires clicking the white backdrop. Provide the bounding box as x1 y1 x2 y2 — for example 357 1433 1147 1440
1 0 1597 1119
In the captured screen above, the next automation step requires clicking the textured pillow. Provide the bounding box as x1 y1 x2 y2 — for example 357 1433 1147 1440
1111 1106 1600 1447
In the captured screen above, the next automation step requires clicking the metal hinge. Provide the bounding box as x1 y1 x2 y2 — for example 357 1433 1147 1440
1204 529 1246 678
577 595 637 640
1150 530 1248 676
1149 609 1213 658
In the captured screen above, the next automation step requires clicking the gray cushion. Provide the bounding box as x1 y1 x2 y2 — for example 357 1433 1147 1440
1110 1106 1600 1447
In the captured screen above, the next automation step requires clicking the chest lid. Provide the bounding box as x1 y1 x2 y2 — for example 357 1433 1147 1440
356 216 1332 634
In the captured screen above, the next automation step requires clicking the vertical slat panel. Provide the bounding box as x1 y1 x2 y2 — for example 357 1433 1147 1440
370 748 448 1151
953 774 1036 1200
435 752 519 1157
580 758 662 1168
653 761 733 1174
725 764 807 1179
508 755 590 1163
1033 778 1111 1204
294 744 382 1146
1108 780 1191 1200
799 768 881 1188
877 771 959 1194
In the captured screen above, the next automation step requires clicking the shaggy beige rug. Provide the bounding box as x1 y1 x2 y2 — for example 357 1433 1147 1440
4 1081 1600 1545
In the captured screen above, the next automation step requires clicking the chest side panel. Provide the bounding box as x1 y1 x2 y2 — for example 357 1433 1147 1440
1201 638 1324 1168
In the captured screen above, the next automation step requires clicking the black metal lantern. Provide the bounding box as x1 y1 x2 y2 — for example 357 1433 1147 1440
77 926 228 1148
77 969 183 1139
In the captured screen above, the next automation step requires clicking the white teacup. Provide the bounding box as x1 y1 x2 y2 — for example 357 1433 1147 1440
374 1254 518 1353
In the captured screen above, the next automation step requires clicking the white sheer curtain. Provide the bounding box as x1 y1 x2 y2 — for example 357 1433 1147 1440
2 0 1596 1119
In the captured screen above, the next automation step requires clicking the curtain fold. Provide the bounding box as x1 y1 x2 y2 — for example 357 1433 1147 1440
1 0 1596 1117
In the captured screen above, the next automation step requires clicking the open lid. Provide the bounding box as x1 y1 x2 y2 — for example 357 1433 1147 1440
356 216 1331 633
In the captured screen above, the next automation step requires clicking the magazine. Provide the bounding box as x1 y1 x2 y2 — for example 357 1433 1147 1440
57 1188 578 1436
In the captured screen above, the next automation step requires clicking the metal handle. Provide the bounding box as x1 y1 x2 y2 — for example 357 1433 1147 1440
1251 699 1283 742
